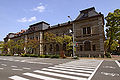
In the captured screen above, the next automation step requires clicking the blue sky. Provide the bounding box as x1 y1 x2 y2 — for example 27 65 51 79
0 0 120 41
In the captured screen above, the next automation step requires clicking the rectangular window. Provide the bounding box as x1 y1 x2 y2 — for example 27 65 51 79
93 45 96 51
80 45 82 51
87 27 91 34
83 28 86 34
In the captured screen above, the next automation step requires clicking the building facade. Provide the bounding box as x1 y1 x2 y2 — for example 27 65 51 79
4 7 105 57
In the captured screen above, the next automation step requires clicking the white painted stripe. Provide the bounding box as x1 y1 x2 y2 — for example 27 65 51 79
23 72 61 80
11 66 17 68
56 65 96 68
1 64 7 66
48 67 93 73
59 64 97 67
23 67 31 70
42 68 90 77
27 61 52 65
14 60 20 62
55 65 95 69
12 69 23 71
3 59 7 60
34 70 88 80
8 59 14 61
115 60 120 67
49 66 94 71
9 75 29 80
88 60 103 80
0 68 3 70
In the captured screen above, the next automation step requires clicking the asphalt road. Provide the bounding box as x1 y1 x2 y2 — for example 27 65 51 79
0 56 120 80
91 60 120 80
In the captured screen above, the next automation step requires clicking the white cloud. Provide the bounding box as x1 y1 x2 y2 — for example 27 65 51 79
17 16 36 23
17 17 27 22
33 5 45 12
28 17 36 22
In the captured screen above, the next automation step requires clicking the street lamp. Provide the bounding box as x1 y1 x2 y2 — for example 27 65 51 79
68 16 75 57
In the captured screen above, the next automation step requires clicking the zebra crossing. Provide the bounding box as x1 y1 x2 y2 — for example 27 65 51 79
9 59 103 80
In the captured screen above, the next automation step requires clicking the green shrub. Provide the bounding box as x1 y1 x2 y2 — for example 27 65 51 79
51 55 60 58
0 54 5 56
30 54 38 57
105 52 111 58
21 54 30 57
39 55 45 58
5 54 12 56
45 55 51 58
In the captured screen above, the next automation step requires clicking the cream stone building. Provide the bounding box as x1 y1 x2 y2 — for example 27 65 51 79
4 7 105 57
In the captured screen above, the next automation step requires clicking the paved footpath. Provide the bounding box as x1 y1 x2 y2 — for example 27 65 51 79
91 60 120 80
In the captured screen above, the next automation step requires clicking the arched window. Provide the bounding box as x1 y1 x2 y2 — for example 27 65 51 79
56 44 59 51
84 41 91 51
49 44 52 52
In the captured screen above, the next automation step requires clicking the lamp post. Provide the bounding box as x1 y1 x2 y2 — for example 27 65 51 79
68 16 75 57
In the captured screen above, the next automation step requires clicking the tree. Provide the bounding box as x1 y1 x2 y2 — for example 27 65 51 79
44 32 73 56
105 9 120 52
15 39 25 55
5 40 16 54
26 39 40 54
0 41 4 53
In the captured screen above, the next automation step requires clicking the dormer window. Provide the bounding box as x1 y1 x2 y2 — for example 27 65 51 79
83 12 88 17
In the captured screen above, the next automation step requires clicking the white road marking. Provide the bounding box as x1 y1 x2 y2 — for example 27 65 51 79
55 65 96 69
12 69 23 71
48 66 94 71
103 66 115 69
14 60 20 62
115 60 120 67
42 68 90 77
9 75 29 80
3 59 7 60
34 70 88 80
11 66 17 68
23 67 31 70
23 72 61 80
21 60 25 62
0 68 3 70
48 67 93 73
88 60 103 80
101 72 119 77
1 64 7 66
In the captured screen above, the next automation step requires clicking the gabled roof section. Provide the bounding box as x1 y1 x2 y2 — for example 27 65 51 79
75 7 100 20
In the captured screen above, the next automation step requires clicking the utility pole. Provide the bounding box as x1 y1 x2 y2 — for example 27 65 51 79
68 16 75 57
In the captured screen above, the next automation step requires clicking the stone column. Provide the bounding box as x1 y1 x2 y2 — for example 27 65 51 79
39 32 43 55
